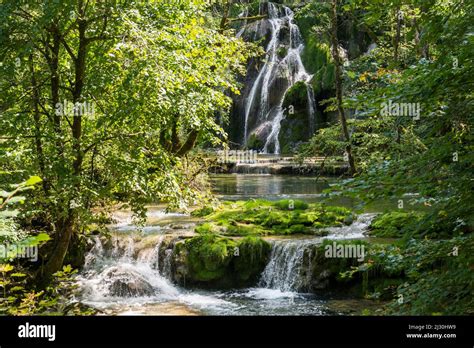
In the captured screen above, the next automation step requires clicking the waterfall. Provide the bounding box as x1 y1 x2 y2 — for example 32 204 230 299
240 2 315 154
259 214 376 292
77 235 179 302
137 235 164 270
259 239 316 292
76 211 376 314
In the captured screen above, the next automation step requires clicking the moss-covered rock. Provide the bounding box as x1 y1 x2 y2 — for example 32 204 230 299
301 40 335 94
279 81 315 154
173 233 271 288
196 199 354 236
191 206 214 217
185 233 236 282
233 236 272 283
246 133 264 151
305 240 404 299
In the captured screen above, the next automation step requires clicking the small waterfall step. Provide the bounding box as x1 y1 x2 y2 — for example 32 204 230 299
259 214 376 292
212 155 349 175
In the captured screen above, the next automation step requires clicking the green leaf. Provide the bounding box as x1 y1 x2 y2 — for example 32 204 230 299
0 210 19 218
0 264 14 273
24 176 42 187
5 196 25 205
11 273 27 277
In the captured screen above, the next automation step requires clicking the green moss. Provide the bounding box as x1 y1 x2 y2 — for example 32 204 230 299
273 199 308 210
261 210 290 228
288 224 310 234
233 236 271 282
246 133 263 150
279 82 315 154
243 199 272 209
225 222 265 236
277 45 288 58
202 199 353 236
291 211 320 225
185 233 236 282
283 81 308 109
369 211 424 238
302 40 333 80
307 240 404 298
179 233 270 287
191 206 214 217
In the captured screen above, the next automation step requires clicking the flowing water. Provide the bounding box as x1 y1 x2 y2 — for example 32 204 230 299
239 2 316 153
76 0 381 310
77 175 377 315
77 230 332 316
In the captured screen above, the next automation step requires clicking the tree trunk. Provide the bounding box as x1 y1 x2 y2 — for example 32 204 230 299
330 0 356 176
420 5 430 59
219 0 231 33
29 54 49 195
393 7 402 64
176 130 199 157
171 118 182 153
41 1 88 282
38 214 74 284
49 27 64 158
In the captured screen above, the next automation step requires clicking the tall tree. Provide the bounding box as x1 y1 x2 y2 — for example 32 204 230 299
0 0 254 281
330 0 356 175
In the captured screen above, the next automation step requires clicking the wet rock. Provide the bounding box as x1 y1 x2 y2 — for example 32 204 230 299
104 267 155 297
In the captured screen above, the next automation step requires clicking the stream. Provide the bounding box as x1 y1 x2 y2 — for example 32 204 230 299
76 174 379 315
76 2 379 315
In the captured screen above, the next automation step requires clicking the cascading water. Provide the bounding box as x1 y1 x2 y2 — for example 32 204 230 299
239 2 316 153
259 239 315 292
76 206 375 315
258 214 375 292
77 234 180 303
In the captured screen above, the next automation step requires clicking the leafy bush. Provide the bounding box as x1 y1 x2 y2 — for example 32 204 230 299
0 264 94 315
369 211 424 238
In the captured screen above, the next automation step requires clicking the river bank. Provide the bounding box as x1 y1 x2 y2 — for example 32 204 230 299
75 174 392 315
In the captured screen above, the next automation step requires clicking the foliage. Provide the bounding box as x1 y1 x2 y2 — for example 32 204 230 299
0 0 257 278
299 117 421 172
0 176 51 265
0 264 94 315
343 235 474 315
0 176 88 315
301 0 473 241
386 236 474 315
191 206 215 218
369 211 424 238
245 133 264 151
